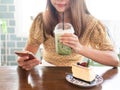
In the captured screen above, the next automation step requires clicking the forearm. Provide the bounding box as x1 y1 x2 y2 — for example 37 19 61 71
24 43 40 55
78 46 119 67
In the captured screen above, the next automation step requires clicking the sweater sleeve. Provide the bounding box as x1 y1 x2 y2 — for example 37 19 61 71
89 20 114 51
27 13 44 46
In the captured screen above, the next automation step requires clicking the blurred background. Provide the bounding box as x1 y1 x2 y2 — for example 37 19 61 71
0 0 120 66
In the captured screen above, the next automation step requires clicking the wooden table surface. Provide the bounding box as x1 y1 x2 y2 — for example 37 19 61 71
0 66 119 90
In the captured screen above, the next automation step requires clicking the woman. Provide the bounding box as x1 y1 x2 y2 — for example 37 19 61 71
17 0 119 70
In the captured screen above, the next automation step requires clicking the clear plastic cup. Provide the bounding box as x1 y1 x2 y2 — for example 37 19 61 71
54 23 74 55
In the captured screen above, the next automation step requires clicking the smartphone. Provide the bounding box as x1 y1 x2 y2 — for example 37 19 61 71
15 51 35 61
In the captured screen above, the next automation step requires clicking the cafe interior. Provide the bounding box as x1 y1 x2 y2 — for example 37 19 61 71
0 0 120 90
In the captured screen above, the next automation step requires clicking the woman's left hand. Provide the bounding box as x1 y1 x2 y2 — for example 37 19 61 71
60 33 82 53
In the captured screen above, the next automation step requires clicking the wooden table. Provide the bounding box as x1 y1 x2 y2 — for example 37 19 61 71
0 66 119 90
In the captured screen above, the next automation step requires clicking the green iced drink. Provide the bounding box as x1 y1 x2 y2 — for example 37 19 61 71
54 23 74 55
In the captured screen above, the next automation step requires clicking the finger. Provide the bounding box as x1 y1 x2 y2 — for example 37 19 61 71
62 33 73 36
62 41 76 48
17 59 27 67
17 56 29 63
22 61 32 70
61 34 78 42
62 33 77 38
26 58 41 65
22 65 31 70
22 62 37 70
22 59 40 70
61 37 79 47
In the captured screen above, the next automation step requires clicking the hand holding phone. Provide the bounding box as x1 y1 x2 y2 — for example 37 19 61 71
15 51 35 61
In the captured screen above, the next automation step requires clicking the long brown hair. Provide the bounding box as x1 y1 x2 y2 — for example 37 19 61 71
43 0 90 39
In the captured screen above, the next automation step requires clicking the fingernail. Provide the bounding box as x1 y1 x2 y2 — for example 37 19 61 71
26 56 29 59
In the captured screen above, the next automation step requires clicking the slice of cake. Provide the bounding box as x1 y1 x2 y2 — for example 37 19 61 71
72 64 96 84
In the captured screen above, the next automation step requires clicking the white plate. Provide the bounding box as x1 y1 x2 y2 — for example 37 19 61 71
66 74 103 88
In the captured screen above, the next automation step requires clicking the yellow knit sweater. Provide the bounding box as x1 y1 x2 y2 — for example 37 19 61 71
27 13 114 66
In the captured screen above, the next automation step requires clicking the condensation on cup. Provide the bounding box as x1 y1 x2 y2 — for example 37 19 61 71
54 23 74 55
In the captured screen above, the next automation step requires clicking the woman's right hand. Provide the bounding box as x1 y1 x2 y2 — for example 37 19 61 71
17 56 41 70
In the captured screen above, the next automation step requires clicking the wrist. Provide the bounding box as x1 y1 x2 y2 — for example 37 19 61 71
75 45 83 54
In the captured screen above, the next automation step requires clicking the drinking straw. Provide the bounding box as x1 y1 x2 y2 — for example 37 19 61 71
62 12 64 30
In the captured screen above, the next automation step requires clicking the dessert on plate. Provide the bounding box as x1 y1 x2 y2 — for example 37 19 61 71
72 61 96 84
